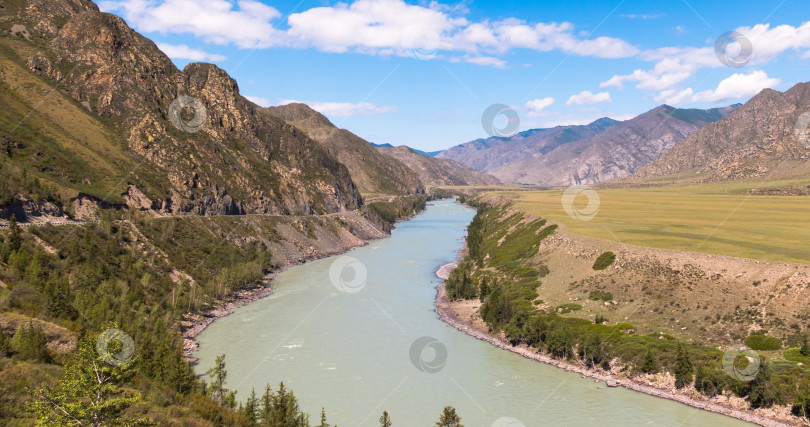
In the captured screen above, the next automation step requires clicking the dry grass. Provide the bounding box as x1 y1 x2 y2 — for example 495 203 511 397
498 180 810 264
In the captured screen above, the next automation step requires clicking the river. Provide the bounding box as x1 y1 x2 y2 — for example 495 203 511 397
193 199 751 426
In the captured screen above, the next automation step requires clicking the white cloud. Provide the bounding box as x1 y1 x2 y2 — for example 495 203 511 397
525 97 555 116
245 95 271 107
601 22 810 105
566 91 611 106
657 70 780 105
99 0 284 49
156 43 226 62
280 100 398 117
619 13 665 20
101 0 638 67
600 58 698 91
463 56 506 68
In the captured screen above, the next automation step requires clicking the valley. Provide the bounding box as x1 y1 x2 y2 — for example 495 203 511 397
0 0 809 426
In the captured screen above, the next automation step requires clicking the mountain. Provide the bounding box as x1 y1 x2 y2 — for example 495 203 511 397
371 142 441 157
437 118 617 173
0 0 368 219
636 83 810 182
438 106 738 186
264 103 424 196
375 145 501 186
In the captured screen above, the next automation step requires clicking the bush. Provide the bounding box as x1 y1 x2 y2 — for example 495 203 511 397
592 252 616 270
588 290 613 301
555 303 582 314
745 334 783 351
784 348 810 365
695 366 726 397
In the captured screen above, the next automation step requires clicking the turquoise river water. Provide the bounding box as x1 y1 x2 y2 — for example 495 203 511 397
194 199 751 426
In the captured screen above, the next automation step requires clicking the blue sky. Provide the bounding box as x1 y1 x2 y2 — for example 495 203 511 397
98 0 810 151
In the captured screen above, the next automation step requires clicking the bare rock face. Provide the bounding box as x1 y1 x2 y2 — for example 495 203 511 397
438 106 737 187
2 0 363 217
376 145 501 186
0 198 63 220
636 84 810 181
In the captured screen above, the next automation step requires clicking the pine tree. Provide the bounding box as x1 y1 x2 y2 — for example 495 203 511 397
27 333 145 426
317 407 331 427
675 343 693 389
206 354 229 405
0 331 11 357
243 388 260 425
800 333 810 357
259 382 309 426
8 214 21 252
478 277 489 302
793 386 810 420
260 385 274 424
435 406 463 427
641 347 658 374
748 360 776 408
379 410 392 427
11 321 49 362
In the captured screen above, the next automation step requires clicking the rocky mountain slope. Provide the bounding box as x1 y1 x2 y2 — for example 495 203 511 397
437 118 617 174
375 145 501 186
636 83 810 182
263 103 424 196
0 0 366 219
439 106 737 186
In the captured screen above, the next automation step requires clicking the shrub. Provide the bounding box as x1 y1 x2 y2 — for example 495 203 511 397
592 252 616 270
784 348 810 365
588 290 613 301
555 303 582 314
694 366 726 397
745 334 783 351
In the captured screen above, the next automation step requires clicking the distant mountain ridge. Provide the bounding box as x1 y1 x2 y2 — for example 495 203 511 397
636 83 810 182
375 145 501 186
438 105 739 186
371 142 441 157
437 118 618 174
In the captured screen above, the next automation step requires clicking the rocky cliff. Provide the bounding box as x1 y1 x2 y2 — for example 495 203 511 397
0 0 363 218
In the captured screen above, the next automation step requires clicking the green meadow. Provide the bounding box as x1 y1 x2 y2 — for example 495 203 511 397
502 179 810 264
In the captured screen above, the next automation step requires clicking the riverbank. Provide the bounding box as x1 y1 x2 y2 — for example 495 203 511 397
434 255 803 427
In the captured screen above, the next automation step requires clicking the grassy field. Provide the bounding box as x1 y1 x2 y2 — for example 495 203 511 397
493 179 810 264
